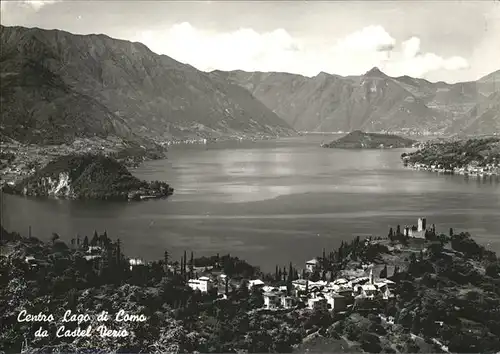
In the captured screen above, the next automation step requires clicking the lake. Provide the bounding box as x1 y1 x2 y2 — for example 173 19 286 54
2 136 499 272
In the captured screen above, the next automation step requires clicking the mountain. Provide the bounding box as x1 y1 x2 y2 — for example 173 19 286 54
457 91 500 134
0 25 294 145
3 154 174 200
217 67 500 135
477 70 500 96
322 130 417 149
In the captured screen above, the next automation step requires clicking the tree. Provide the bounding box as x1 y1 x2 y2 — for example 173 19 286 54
379 265 388 278
116 239 122 264
449 227 454 237
393 266 400 278
83 236 89 248
183 250 187 276
396 225 402 236
91 231 98 246
388 227 394 240
164 250 169 266
51 233 60 244
189 252 194 278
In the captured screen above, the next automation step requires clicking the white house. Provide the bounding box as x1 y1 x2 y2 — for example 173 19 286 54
307 297 328 310
324 292 348 312
129 258 144 270
360 284 378 299
374 279 396 299
333 278 349 285
87 246 102 254
306 258 319 272
292 279 308 292
188 276 213 293
84 255 101 261
263 292 280 309
248 279 265 289
262 285 276 292
281 296 294 309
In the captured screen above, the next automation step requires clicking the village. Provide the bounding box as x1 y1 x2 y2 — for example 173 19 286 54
12 216 500 353
179 218 435 313
21 218 436 317
184 261 396 313
404 160 500 177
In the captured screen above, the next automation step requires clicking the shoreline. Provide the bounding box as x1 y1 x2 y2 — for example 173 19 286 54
1 222 499 353
403 162 500 178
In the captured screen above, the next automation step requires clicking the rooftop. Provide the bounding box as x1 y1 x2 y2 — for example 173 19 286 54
263 292 278 297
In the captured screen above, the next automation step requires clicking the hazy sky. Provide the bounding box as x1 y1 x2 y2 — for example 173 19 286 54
1 0 499 83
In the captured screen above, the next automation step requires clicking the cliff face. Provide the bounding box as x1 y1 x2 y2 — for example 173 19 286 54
7 154 173 200
0 25 294 144
22 172 76 198
216 67 499 135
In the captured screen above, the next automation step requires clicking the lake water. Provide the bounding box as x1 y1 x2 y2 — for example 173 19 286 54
2 136 499 271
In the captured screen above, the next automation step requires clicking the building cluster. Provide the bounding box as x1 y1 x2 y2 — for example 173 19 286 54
406 161 500 177
260 267 395 312
403 217 428 239
186 263 396 313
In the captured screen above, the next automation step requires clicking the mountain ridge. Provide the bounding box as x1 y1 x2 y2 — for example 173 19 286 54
217 67 500 135
0 25 294 145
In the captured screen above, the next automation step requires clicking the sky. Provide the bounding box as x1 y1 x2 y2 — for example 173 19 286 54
1 0 499 83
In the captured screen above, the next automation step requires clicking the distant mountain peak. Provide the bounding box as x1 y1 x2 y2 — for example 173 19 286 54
364 67 387 78
479 69 500 83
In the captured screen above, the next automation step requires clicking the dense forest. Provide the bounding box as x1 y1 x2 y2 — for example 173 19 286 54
1 223 499 353
2 154 173 200
401 137 500 169
323 131 417 149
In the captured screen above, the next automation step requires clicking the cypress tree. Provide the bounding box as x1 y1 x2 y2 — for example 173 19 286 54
189 251 194 277
183 250 187 275
380 265 388 278
116 239 122 264
91 231 98 246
